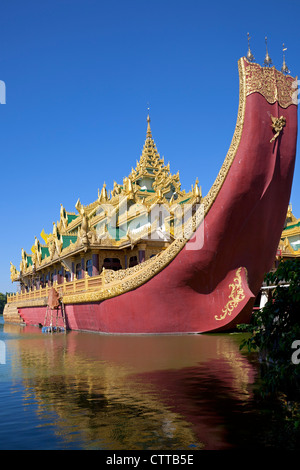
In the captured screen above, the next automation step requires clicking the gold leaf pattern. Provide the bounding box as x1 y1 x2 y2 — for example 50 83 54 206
244 59 296 108
215 268 245 321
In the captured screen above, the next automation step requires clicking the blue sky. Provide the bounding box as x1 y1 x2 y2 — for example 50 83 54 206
0 0 299 293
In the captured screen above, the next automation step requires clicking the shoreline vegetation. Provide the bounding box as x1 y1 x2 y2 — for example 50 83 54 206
238 258 300 448
0 293 9 315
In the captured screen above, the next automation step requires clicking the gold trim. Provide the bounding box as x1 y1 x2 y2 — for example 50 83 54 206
244 57 297 108
215 268 246 321
270 115 286 143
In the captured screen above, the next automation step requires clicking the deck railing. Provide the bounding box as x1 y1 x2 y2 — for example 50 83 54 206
7 271 104 304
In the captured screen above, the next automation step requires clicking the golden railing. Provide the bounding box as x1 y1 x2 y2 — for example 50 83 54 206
7 203 206 307
7 271 104 304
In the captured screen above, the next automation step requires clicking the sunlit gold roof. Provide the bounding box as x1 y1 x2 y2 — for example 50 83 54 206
11 115 202 280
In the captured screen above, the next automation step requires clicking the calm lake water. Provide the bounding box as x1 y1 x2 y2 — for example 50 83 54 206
0 315 293 450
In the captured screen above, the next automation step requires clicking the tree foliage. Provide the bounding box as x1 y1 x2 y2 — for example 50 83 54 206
238 259 300 446
239 258 300 397
0 293 8 314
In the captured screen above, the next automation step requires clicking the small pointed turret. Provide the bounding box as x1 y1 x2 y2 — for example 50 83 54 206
263 36 272 67
281 43 290 74
125 177 134 200
193 178 202 203
146 114 152 139
98 182 108 202
246 32 255 62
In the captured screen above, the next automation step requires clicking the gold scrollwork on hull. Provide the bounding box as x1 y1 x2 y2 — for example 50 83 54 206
244 58 296 109
215 267 245 321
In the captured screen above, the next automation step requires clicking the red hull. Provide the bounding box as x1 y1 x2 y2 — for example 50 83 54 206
17 58 298 333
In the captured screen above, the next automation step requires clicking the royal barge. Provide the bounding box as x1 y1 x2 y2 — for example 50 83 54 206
4 51 298 333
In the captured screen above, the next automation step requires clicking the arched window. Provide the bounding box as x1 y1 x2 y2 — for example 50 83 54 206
129 256 138 267
86 259 93 277
103 258 122 271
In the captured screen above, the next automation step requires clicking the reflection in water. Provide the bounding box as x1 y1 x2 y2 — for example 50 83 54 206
1 321 261 450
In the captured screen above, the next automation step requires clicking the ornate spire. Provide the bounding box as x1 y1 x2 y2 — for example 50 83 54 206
281 43 290 74
246 32 254 62
146 114 152 139
193 178 202 202
263 36 272 67
98 182 108 202
138 114 161 169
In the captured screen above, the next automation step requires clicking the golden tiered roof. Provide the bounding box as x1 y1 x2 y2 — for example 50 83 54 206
11 115 202 282
129 115 183 202
277 205 300 259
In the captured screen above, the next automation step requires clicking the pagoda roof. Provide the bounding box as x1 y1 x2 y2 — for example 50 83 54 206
12 115 202 278
278 205 300 258
282 205 300 234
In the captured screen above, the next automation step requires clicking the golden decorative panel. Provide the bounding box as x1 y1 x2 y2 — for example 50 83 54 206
244 58 296 108
215 268 246 321
270 115 286 143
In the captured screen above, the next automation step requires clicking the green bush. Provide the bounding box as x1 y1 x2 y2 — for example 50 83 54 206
0 293 7 314
239 258 300 397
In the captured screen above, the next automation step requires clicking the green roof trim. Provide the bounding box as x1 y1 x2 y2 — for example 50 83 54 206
107 226 127 241
67 214 78 223
283 221 300 232
41 246 50 259
62 235 77 250
179 197 192 205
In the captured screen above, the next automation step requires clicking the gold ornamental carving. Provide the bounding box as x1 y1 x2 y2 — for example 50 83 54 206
270 115 286 143
10 262 20 282
215 268 246 321
244 59 296 108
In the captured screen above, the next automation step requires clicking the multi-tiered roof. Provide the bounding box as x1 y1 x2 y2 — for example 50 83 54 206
10 115 202 283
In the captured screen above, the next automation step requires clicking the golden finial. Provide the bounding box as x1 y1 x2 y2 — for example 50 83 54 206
193 178 202 202
263 36 272 67
281 43 290 74
246 32 254 62
99 182 108 202
146 109 152 139
126 177 134 199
